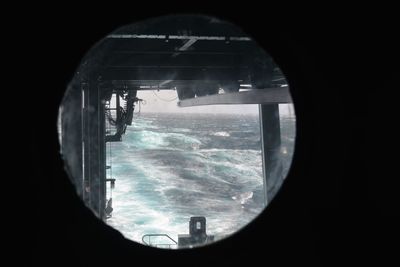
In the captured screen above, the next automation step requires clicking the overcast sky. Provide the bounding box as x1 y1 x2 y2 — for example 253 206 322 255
136 90 295 116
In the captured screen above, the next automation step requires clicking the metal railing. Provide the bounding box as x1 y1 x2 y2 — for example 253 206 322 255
142 234 178 249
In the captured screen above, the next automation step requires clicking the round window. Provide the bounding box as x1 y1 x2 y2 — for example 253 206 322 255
58 14 296 249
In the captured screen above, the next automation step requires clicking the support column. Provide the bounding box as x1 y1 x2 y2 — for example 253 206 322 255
259 104 283 205
98 94 106 220
61 84 83 197
82 82 90 205
82 78 106 220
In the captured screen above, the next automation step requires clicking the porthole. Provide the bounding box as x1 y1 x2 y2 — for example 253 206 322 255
58 14 296 249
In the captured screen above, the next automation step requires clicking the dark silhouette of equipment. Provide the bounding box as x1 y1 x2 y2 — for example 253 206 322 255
105 90 142 142
105 198 113 218
178 216 214 248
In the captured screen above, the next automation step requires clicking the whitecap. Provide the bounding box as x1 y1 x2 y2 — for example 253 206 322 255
212 131 230 137
232 191 254 205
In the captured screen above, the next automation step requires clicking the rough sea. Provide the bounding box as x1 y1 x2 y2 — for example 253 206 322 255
105 112 295 247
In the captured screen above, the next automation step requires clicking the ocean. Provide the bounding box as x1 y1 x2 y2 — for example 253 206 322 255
105 112 295 248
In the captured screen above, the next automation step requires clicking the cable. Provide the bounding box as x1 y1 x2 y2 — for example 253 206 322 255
105 107 114 200
109 140 112 199
107 117 113 199
134 98 146 114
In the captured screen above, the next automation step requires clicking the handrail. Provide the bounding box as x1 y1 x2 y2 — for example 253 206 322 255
142 234 178 247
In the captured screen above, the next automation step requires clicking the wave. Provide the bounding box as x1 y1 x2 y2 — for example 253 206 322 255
232 191 254 205
211 131 230 137
105 112 294 246
121 128 202 150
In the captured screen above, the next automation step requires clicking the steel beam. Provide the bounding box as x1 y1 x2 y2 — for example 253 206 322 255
178 88 291 107
61 85 83 197
259 104 283 204
82 77 106 220
101 67 248 81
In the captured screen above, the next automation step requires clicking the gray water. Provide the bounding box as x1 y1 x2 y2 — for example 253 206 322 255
106 112 295 246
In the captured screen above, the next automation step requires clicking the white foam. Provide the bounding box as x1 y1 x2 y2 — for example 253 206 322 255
212 131 230 137
103 113 287 247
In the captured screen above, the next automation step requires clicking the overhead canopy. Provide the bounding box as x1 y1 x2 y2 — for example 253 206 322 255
77 15 288 103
